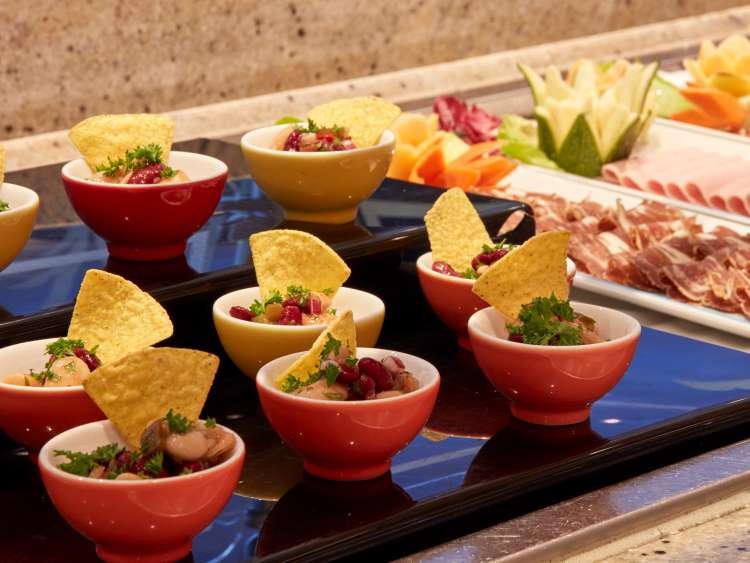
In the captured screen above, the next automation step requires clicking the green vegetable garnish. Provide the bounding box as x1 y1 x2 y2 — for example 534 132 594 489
276 116 303 125
321 288 334 296
166 409 192 434
286 285 311 306
94 143 165 176
46 337 86 360
322 362 340 386
461 268 479 280
249 290 283 316
280 374 304 393
506 294 584 346
320 334 341 360
144 451 163 476
0 200 9 212
205 417 217 428
54 443 123 477
160 166 178 179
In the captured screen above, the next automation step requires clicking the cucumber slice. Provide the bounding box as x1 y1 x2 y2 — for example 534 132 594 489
555 114 603 178
518 64 546 105
535 111 557 159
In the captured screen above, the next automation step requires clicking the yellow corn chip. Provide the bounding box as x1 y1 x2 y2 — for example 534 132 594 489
84 347 218 448
425 188 492 272
307 96 401 147
0 145 5 186
472 231 571 319
275 309 356 387
68 270 173 364
69 114 176 170
250 230 351 300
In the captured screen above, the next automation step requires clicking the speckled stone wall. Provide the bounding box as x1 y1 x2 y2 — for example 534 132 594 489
0 0 743 140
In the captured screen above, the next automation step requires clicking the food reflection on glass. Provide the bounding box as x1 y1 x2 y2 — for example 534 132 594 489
68 114 188 185
276 310 419 401
54 409 235 480
230 230 351 327
1 269 173 387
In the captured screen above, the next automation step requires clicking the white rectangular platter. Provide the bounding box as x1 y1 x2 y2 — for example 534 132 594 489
501 164 750 338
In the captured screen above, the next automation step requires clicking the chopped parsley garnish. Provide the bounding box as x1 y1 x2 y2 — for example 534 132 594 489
249 290 283 316
322 362 340 386
345 356 358 367
54 443 123 477
46 337 86 360
144 451 163 476
461 268 479 280
166 409 193 434
320 334 341 360
28 367 57 385
280 374 304 393
0 200 9 212
321 288 334 296
286 285 311 305
205 417 217 428
298 119 321 134
506 294 583 346
94 143 166 176
160 166 178 179
328 307 337 315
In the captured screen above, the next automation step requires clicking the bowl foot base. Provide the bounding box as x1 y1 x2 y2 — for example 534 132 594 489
107 241 186 261
510 403 591 426
283 207 357 225
96 541 191 563
304 458 391 481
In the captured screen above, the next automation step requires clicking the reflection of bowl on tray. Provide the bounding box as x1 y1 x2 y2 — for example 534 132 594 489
213 287 385 379
464 418 607 486
256 473 413 555
468 302 640 426
256 347 439 481
417 252 576 350
240 124 395 224
39 420 244 563
0 338 105 460
0 183 39 272
61 151 227 261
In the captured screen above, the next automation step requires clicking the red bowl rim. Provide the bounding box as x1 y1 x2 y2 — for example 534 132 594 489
256 347 440 406
240 124 396 159
39 419 245 485
468 301 641 353
61 150 228 188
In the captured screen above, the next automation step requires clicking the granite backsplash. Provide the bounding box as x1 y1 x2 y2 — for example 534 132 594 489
0 0 744 141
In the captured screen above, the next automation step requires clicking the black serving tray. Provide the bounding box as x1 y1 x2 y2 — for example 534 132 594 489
0 138 533 346
2 253 750 563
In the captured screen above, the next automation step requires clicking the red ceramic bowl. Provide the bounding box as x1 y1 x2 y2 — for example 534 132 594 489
0 338 104 460
468 302 640 426
61 151 228 261
416 252 576 350
39 420 245 563
256 348 440 481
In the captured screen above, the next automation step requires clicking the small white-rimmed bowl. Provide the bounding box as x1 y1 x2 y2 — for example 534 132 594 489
240 124 395 224
468 301 640 426
61 151 228 261
39 420 244 563
0 182 39 272
0 337 104 460
213 287 385 379
256 347 440 481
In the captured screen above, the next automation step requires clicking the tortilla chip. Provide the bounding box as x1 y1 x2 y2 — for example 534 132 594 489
472 231 571 319
275 309 356 387
425 188 492 272
68 270 173 364
250 230 351 299
69 114 176 170
83 347 218 448
307 96 401 147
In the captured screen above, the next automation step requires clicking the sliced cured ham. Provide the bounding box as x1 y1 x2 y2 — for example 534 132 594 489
602 149 750 217
504 189 750 320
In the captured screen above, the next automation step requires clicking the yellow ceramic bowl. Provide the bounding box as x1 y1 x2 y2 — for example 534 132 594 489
240 124 395 224
0 183 39 272
213 287 385 379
